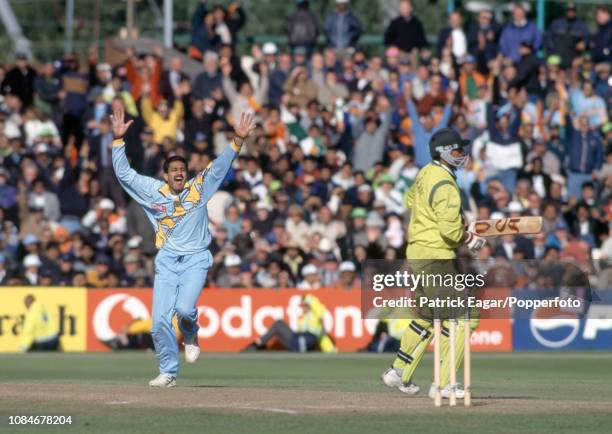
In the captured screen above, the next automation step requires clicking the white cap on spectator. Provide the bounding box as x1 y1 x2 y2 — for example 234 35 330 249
318 238 333 253
29 196 45 209
256 201 272 211
302 264 318 276
23 234 39 246
357 184 372 193
507 201 524 213
96 63 111 72
490 211 505 220
339 261 356 273
127 236 143 249
98 198 115 211
262 42 278 55
336 0 349 3
23 254 42 268
35 143 49 154
366 213 385 228
224 254 242 267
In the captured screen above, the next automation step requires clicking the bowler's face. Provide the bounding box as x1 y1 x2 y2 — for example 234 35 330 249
164 161 187 193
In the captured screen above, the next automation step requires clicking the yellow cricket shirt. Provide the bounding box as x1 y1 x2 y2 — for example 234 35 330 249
19 301 58 351
404 161 465 259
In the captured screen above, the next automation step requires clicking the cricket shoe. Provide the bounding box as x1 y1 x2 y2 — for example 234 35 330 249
149 373 176 388
184 333 200 363
398 381 420 395
428 383 465 399
381 368 403 388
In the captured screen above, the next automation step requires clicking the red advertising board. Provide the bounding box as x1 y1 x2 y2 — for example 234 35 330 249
86 288 512 352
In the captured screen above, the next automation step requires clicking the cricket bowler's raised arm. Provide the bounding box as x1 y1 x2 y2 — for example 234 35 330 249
110 106 160 206
200 112 255 203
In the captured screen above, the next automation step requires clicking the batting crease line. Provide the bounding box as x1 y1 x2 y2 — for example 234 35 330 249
194 403 299 414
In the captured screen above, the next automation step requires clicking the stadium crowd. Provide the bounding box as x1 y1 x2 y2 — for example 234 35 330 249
0 0 610 290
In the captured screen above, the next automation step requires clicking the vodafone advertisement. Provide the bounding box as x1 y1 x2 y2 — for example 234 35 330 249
87 288 512 352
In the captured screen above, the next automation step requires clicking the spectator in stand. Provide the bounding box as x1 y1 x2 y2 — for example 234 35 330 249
193 51 222 100
565 115 604 200
484 94 523 195
569 79 608 130
223 2 247 47
287 0 319 56
509 42 541 99
22 254 42 285
0 0 610 293
59 53 89 148
268 51 292 106
189 0 220 60
352 96 391 172
221 59 268 123
140 83 185 145
544 2 589 68
160 56 189 104
468 7 500 67
125 46 163 107
323 0 363 51
499 2 542 64
297 264 322 290
1 53 37 109
405 83 453 168
283 67 316 110
592 6 611 63
384 0 426 54
33 61 61 121
437 11 468 61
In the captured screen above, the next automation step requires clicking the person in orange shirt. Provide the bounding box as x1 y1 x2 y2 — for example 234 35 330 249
125 46 163 107
53 226 72 254
263 106 287 146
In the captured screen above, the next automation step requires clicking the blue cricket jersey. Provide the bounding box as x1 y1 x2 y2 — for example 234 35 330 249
111 139 239 255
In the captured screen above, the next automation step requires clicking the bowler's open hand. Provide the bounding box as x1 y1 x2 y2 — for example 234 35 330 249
110 106 134 140
233 112 256 147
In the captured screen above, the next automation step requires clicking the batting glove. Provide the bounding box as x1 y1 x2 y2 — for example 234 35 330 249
464 231 486 253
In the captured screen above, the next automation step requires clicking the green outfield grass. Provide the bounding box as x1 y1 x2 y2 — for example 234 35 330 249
1 352 611 434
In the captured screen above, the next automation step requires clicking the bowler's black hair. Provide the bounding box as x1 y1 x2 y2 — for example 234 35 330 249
163 155 187 173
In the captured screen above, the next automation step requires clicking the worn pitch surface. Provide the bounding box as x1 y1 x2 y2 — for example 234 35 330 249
1 353 610 433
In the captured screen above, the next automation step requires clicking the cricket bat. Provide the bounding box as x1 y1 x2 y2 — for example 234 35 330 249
473 216 542 237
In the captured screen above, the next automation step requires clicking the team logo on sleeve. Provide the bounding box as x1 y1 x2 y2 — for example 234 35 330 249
152 203 167 213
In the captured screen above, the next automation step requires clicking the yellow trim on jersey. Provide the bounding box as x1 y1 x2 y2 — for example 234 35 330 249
158 184 172 198
230 139 242 153
112 139 125 147
183 176 203 205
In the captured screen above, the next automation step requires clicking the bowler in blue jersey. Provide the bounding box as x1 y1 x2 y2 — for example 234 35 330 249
110 106 255 387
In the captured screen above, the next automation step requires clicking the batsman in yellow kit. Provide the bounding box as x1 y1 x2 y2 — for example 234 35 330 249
381 128 486 400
